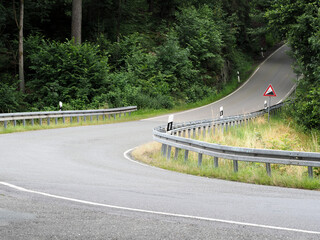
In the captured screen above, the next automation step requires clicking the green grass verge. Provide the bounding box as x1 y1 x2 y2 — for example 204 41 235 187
132 114 320 190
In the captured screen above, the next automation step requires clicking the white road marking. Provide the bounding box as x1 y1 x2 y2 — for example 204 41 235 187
142 45 287 121
277 84 296 104
1 181 319 235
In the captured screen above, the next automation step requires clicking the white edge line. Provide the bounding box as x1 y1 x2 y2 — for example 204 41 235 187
277 84 296 104
124 147 157 168
0 181 319 235
142 44 287 122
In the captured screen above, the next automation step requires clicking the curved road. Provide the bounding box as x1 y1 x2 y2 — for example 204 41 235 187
1 45 319 239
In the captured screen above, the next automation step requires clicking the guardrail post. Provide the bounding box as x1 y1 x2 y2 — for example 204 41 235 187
13 120 17 127
198 127 201 136
77 116 80 123
23 119 26 127
167 146 172 160
90 116 93 122
161 144 167 157
203 126 206 138
103 115 105 121
214 157 219 168
4 121 7 129
184 150 189 162
96 115 99 121
198 153 203 166
183 130 186 137
39 118 42 126
225 122 228 132
84 116 86 122
233 160 238 172
207 125 211 136
70 117 73 124
62 117 65 124
31 119 34 126
266 163 271 176
47 118 50 126
188 129 191 138
174 148 180 160
308 166 313 178
55 118 58 125
113 114 116 119
193 128 196 138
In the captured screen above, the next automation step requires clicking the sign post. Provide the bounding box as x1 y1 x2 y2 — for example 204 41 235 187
263 84 277 122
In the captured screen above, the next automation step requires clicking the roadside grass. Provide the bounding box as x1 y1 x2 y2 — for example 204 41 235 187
132 115 320 190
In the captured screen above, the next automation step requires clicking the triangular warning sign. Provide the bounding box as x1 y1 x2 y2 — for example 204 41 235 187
263 84 277 97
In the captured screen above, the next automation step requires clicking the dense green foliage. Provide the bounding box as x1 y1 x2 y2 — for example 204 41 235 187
266 0 320 131
1 0 277 112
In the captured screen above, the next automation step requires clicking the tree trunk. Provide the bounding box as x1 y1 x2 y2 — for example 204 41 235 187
71 0 82 44
116 0 122 42
19 0 24 93
147 0 154 13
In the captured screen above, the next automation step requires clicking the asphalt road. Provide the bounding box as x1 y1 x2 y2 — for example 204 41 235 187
1 45 319 240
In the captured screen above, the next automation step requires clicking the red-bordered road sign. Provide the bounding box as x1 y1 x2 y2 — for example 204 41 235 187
263 84 277 97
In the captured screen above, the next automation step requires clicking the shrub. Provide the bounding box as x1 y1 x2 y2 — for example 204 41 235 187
0 80 22 113
25 36 109 110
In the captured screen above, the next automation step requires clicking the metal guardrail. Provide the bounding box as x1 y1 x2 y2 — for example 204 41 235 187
0 106 137 128
153 103 320 178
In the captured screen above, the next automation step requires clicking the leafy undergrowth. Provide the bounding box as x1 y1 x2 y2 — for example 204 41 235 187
132 116 320 190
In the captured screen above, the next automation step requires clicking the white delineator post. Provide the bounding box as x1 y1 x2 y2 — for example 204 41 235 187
59 101 63 111
167 114 174 132
220 106 223 119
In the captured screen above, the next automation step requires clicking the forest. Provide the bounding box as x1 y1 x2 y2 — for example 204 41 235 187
0 0 319 131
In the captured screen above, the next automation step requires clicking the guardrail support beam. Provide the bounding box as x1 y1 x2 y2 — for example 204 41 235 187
4 121 7 129
214 157 219 168
266 163 271 176
198 153 203 166
174 148 180 160
308 166 313 178
161 144 167 157
233 160 238 172
167 146 172 160
184 150 189 162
